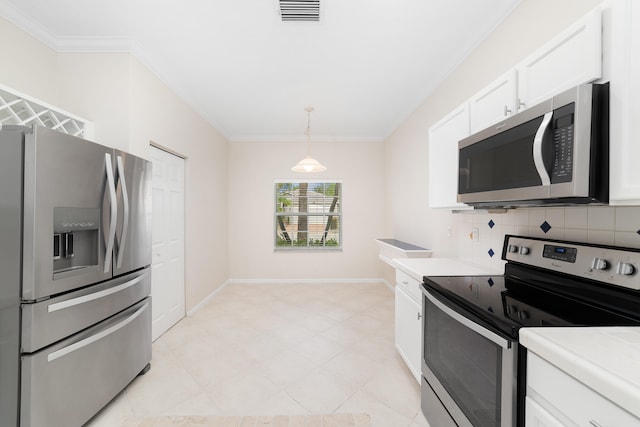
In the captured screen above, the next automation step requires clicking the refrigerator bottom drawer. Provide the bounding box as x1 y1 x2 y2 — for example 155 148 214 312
20 298 151 427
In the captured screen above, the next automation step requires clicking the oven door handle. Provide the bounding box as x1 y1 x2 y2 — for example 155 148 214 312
424 289 511 349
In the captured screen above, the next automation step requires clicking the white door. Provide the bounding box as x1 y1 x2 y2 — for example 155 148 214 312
150 146 185 341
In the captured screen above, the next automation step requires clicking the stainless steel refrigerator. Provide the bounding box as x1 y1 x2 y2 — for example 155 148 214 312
0 124 153 426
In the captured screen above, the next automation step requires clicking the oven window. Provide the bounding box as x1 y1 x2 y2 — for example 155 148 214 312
424 296 503 427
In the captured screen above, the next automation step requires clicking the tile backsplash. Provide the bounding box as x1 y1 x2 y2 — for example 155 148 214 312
456 206 640 271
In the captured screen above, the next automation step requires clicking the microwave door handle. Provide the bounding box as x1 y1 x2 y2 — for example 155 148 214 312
104 153 117 273
115 155 129 269
533 112 553 186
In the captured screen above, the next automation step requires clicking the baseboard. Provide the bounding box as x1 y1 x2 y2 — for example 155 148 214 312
186 280 231 317
227 278 385 285
381 278 394 291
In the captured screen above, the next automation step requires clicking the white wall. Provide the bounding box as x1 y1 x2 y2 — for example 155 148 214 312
228 139 385 281
384 0 616 269
128 58 229 310
0 17 57 103
54 53 131 150
0 17 229 311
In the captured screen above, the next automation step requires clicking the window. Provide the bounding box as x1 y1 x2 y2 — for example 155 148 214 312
275 180 342 249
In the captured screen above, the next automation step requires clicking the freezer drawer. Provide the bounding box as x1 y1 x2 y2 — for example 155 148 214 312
20 298 151 427
21 269 151 353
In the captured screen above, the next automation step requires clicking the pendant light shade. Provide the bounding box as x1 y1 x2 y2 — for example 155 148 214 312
291 155 327 173
291 107 326 173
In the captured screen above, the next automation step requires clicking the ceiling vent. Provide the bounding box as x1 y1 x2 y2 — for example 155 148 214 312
279 0 320 22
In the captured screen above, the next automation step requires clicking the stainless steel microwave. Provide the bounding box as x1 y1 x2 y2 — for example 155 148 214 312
457 83 609 207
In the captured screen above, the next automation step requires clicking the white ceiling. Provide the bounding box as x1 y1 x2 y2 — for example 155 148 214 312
0 0 521 141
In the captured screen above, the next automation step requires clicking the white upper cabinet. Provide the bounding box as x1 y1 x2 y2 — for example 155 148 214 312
428 6 612 209
517 7 602 111
610 0 640 205
428 102 471 209
469 70 518 134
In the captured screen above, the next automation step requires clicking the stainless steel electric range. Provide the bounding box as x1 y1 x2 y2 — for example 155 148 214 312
420 234 640 427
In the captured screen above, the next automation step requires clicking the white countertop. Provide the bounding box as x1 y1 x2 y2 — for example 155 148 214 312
520 327 640 419
392 257 503 282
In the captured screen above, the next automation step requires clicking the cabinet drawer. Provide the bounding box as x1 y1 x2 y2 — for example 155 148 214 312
527 352 640 426
395 268 421 301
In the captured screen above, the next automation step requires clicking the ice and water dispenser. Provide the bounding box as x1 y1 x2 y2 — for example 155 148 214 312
53 207 100 274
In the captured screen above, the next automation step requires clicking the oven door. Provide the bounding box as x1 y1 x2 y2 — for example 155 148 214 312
422 288 516 427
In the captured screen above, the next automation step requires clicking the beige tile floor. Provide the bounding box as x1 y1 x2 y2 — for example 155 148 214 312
87 282 430 427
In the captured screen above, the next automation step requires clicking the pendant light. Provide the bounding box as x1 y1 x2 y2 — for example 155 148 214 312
291 107 327 173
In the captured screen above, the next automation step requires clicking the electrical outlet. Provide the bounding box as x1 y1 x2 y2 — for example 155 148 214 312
447 226 452 238
471 227 479 242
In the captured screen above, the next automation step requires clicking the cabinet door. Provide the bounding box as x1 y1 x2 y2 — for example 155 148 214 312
525 397 565 427
428 102 471 209
610 0 640 205
517 7 602 110
527 352 640 427
469 70 518 134
394 286 421 383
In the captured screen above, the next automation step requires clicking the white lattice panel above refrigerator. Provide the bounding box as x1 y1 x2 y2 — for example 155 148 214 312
0 84 92 138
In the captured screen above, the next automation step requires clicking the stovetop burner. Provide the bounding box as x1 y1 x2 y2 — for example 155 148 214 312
422 235 640 339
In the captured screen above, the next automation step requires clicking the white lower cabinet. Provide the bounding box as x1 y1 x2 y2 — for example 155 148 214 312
526 352 640 427
525 397 565 427
394 269 422 383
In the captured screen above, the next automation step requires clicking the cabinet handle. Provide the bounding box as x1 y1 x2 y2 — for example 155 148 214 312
518 99 526 110
417 313 422 320
504 105 512 116
589 421 603 427
402 280 409 285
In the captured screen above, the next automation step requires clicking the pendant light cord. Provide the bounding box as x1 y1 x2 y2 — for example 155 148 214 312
305 107 313 156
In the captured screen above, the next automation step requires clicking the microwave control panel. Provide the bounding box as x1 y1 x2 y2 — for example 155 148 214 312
550 103 575 184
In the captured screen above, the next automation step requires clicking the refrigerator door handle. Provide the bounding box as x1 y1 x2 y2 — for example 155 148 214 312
104 153 117 273
115 155 129 269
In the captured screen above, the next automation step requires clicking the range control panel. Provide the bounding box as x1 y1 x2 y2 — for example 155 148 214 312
542 244 578 263
503 235 640 291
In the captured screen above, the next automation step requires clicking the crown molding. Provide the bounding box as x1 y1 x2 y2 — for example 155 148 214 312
55 36 134 53
229 135 384 143
1 1 58 50
1 2 134 52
